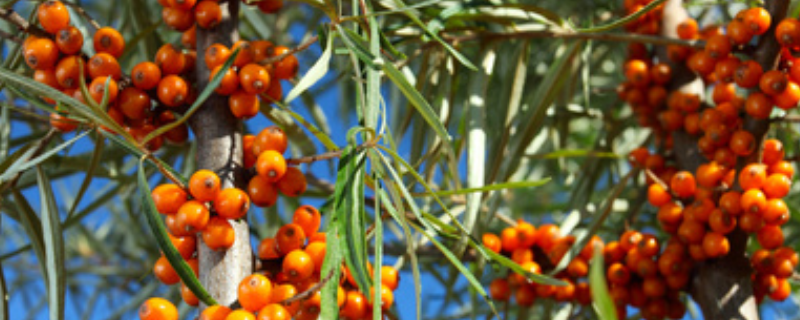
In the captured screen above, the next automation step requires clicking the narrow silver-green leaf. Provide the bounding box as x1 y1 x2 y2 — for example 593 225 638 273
320 221 342 319
0 130 90 183
590 245 618 320
136 158 216 306
36 166 65 320
285 33 333 103
414 179 551 197
102 130 187 185
9 188 47 277
65 135 104 219
482 248 566 286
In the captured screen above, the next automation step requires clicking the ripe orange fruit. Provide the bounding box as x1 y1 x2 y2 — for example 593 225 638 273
25 38 59 70
139 297 178 320
157 75 189 107
239 64 271 94
195 0 223 29
200 305 232 320
304 241 326 274
276 167 307 197
253 126 288 154
162 7 195 31
180 282 199 306
258 237 281 260
488 278 510 301
88 76 119 104
224 310 256 320
202 217 236 250
482 233 501 253
228 91 260 119
271 46 299 80
168 233 196 259
214 188 250 219
205 44 232 69
211 66 240 95
247 175 279 207
189 169 221 202
256 304 291 320
177 200 210 231
256 150 287 182
55 26 83 55
238 274 272 311
132 61 162 90
292 205 321 237
282 249 314 281
151 184 188 215
340 291 367 319
155 44 186 76
275 223 306 254
153 255 179 285
94 27 125 58
38 1 71 35
670 171 696 198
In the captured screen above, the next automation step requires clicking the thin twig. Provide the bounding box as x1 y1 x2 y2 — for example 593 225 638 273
0 128 58 194
258 35 319 65
0 7 49 38
285 140 375 165
0 28 22 43
277 264 338 305
440 29 704 48
63 1 102 30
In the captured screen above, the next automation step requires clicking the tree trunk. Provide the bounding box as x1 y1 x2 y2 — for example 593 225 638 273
189 0 253 309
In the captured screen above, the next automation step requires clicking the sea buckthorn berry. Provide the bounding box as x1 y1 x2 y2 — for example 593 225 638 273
734 60 763 88
202 217 236 250
139 297 178 320
257 0 284 13
774 80 800 109
619 230 642 251
757 224 784 249
200 305 232 320
243 135 257 168
155 44 186 76
275 223 306 254
308 232 326 244
712 82 736 104
256 150 288 182
258 237 280 260
727 19 753 45
239 64 271 94
739 164 767 190
211 66 239 95
677 18 698 39
25 38 59 70
607 262 630 285
687 51 716 76
535 224 560 251
177 200 210 231
169 233 196 259
283 249 314 281
195 0 223 29
657 203 683 225
763 173 791 199
251 40 274 62
763 198 790 225
760 70 788 96
697 162 726 187
153 255 180 285
339 290 367 319
225 309 256 320
119 87 152 120
166 214 193 237
729 130 755 156
277 167 307 197
742 7 771 35
55 26 83 55
247 175 278 207
256 304 290 320
132 61 162 90
253 126 288 154
769 160 795 178
677 219 705 244
650 63 671 85
482 233 501 253
158 111 189 145
489 278 510 301
293 205 321 237
670 171 696 198
38 1 71 35
709 208 736 234
189 170 221 202
777 18 800 49
745 92 774 119
702 232 730 258
50 113 78 132
567 257 589 277
151 184 188 215
182 26 197 50
238 274 272 312
214 188 250 219
628 147 650 167
515 220 536 248
162 7 195 31
762 139 784 166
705 34 731 59
500 227 520 252
205 44 232 69
35 69 60 92
89 76 119 104
741 188 768 214
739 212 765 233
229 91 260 119
715 56 740 83
180 283 199 306
88 53 122 80
93 27 125 58
231 41 254 67
624 59 650 87
304 241 326 274
271 46 299 80
157 75 189 107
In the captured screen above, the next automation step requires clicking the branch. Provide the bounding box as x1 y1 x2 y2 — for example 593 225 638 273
63 1 102 30
439 29 704 48
0 7 50 38
257 35 319 65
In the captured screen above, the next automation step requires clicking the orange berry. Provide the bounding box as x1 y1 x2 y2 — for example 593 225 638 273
276 166 307 197
55 26 83 55
153 255 180 285
777 18 800 49
199 306 232 320
25 37 59 70
176 200 210 231
535 224 560 251
88 53 121 80
258 237 281 260
239 64 271 94
256 150 287 182
774 80 800 109
739 164 767 190
670 171 696 198
119 87 152 120
482 233 501 253
757 224 784 249
38 1 70 35
214 188 250 219
139 297 178 320
202 216 236 250
253 126 288 154
157 75 189 107
762 139 785 166
500 227 520 252
769 160 795 178
677 18 698 39
238 274 272 312
740 189 768 214
745 92 774 119
257 0 283 13
162 7 195 31
89 76 119 104
211 66 240 95
275 223 306 254
705 34 731 59
742 7 771 35
270 284 300 314
180 282 199 306
763 198 790 226
729 130 755 156
607 262 630 285
763 173 791 199
224 310 256 320
727 19 753 45
132 61 162 90
168 233 196 259
155 44 186 76
647 183 672 207
760 70 788 96
93 27 125 58
195 0 223 29
271 46 298 80
256 304 290 320
304 241 326 274
205 43 232 69
151 184 188 215
734 60 763 88
247 175 278 207
228 91 260 119
189 169 221 202
340 291 367 319
702 232 730 258
182 26 197 50
282 249 314 281
292 205 321 237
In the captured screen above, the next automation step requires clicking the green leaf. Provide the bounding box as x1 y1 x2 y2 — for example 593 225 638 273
102 130 187 185
272 102 339 151
414 179 551 197
36 166 66 320
137 158 217 306
482 248 566 286
142 48 242 144
9 188 47 282
0 259 8 320
285 33 333 103
320 222 343 319
575 0 666 33
590 245 618 320
0 130 91 184
0 142 36 180
65 135 104 219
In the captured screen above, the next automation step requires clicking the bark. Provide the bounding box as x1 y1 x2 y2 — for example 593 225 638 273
188 0 253 309
659 1 789 319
